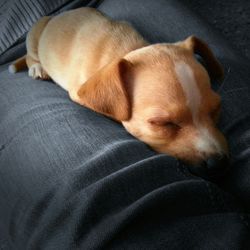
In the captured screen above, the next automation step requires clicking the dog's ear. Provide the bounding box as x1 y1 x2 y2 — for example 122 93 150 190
176 36 224 80
77 59 132 121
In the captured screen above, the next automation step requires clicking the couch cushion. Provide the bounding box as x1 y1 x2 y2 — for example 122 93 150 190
1 0 250 249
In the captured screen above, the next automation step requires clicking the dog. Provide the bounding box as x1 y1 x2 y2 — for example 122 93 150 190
9 7 229 173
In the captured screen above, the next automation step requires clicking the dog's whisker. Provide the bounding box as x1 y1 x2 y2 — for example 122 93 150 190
222 87 250 94
218 66 231 93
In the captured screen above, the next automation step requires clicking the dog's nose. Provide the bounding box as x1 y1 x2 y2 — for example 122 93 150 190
188 154 230 180
205 155 229 174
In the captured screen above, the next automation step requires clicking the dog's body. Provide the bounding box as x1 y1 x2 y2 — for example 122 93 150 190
30 8 147 96
10 7 229 170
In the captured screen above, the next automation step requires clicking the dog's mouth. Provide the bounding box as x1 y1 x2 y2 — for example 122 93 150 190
181 154 230 180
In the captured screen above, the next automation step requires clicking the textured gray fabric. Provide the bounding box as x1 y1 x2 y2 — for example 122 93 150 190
0 0 68 54
0 0 250 249
180 0 250 59
0 63 161 248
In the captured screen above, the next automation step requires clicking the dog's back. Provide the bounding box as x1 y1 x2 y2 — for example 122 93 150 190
9 7 147 91
38 7 147 90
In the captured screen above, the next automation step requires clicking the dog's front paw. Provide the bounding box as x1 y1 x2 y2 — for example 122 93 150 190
28 63 50 80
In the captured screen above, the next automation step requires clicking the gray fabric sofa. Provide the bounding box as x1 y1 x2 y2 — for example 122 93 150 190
0 0 250 249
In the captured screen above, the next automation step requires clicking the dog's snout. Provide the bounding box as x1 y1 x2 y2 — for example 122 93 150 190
205 155 229 173
188 154 230 180
204 154 229 178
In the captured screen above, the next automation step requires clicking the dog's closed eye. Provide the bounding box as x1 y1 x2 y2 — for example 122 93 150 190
147 117 181 129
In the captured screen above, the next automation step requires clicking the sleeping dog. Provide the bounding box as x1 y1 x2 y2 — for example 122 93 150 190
9 7 229 174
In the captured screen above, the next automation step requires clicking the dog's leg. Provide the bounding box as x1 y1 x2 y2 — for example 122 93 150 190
68 85 81 103
26 16 52 80
26 55 50 80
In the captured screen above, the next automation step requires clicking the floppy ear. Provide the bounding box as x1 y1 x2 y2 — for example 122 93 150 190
176 36 224 80
77 59 132 121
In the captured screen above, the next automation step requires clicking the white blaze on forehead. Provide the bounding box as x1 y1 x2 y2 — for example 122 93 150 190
174 61 223 155
174 61 201 120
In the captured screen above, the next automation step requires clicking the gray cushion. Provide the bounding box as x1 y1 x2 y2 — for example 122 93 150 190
1 0 250 249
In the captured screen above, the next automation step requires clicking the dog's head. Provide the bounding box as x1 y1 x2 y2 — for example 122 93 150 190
77 36 229 173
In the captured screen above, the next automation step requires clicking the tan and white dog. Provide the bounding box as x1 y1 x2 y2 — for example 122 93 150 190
9 7 229 172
